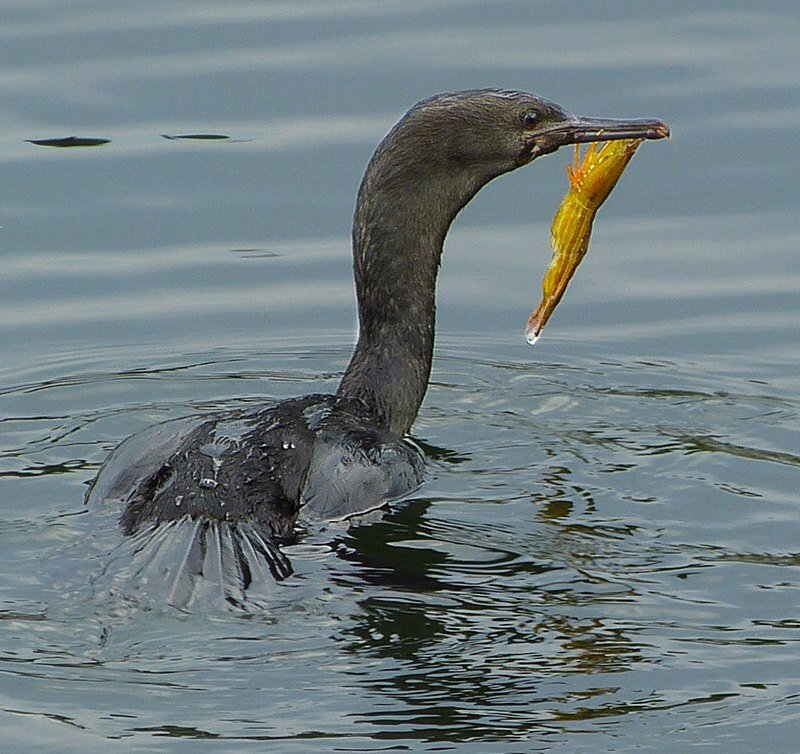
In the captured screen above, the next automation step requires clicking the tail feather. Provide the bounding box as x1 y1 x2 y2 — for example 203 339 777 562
166 518 208 609
95 516 292 611
204 522 248 609
246 524 293 581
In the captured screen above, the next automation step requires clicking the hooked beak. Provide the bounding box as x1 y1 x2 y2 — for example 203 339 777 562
530 114 670 159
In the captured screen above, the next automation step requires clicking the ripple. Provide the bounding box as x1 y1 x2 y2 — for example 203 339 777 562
2 0 800 749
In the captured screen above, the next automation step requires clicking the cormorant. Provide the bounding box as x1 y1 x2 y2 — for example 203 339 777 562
87 89 668 607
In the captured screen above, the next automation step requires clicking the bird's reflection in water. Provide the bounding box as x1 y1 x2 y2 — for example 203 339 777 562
327 469 652 741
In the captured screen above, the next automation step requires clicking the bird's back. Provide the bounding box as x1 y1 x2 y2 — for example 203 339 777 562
87 394 424 609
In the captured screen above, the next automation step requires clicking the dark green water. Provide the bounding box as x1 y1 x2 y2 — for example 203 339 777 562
2 1 799 751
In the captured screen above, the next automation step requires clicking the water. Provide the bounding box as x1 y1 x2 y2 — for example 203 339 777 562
2 1 799 751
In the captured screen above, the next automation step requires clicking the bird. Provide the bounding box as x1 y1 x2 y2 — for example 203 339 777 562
86 89 669 608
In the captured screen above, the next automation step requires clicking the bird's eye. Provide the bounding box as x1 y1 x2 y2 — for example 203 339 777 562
522 112 538 128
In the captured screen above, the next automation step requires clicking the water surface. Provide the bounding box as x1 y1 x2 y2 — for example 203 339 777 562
1 1 799 751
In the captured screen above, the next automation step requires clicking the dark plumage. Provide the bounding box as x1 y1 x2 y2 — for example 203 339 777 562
87 89 668 608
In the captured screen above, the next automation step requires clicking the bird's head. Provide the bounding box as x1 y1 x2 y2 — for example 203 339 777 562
355 89 669 273
376 89 669 185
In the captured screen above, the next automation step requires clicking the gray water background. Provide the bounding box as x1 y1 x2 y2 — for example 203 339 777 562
1 1 799 751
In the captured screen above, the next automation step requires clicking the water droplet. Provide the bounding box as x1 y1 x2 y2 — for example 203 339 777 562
282 441 290 450
289 442 296 449
175 495 183 507
199 477 218 489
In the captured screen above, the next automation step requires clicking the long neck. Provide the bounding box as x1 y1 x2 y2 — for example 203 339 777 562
336 138 485 435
